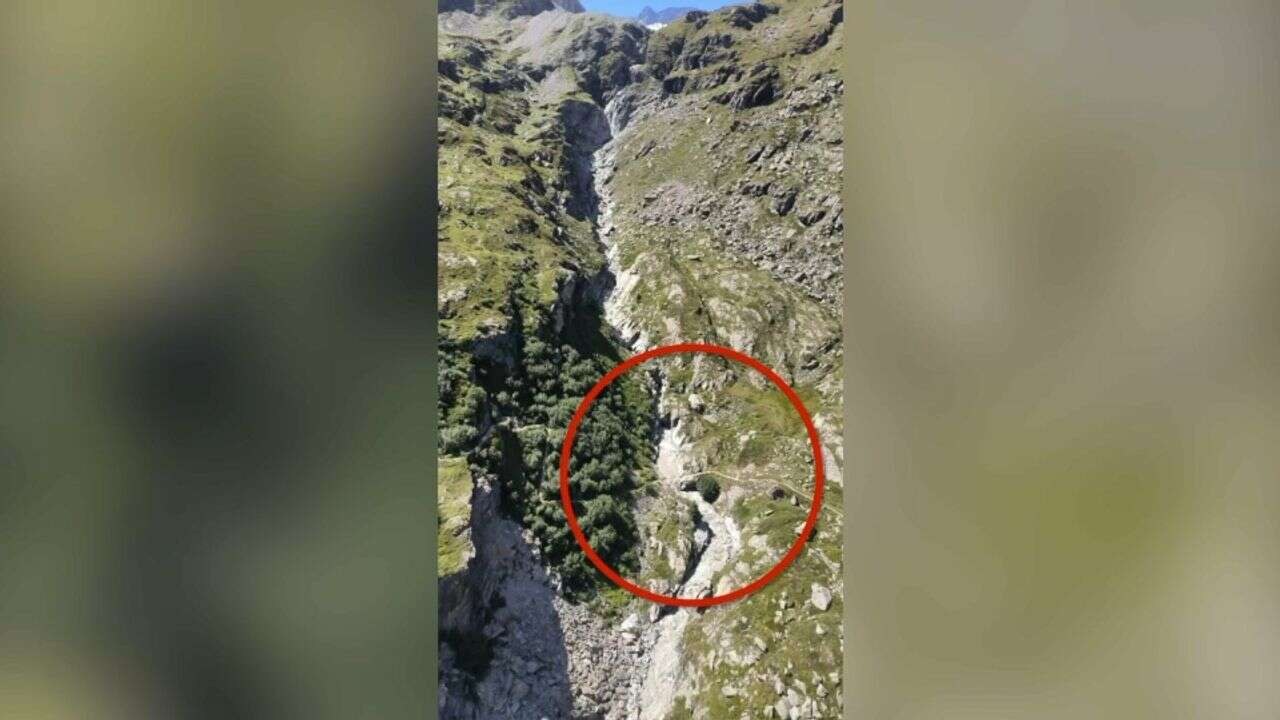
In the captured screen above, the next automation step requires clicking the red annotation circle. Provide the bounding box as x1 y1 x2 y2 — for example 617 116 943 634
559 342 824 607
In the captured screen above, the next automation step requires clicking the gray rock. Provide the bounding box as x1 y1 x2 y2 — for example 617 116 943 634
771 188 798 215
811 583 832 611
787 688 802 708
798 206 827 226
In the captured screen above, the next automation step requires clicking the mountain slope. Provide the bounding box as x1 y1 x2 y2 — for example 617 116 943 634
437 2 844 717
637 6 701 24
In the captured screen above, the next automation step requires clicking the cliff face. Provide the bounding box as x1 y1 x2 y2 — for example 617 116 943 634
438 2 844 717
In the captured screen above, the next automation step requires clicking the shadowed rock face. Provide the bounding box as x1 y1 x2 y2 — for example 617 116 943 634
560 100 612 220
715 65 780 110
439 478 574 719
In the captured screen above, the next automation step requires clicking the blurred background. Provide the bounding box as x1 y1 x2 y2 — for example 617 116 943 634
846 1 1280 717
0 1 435 718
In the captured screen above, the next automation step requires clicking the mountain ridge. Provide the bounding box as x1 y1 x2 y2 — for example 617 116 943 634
637 5 700 24
438 0 585 19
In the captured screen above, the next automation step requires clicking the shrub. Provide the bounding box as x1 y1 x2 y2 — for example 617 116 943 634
696 476 720 504
440 424 477 453
443 309 655 598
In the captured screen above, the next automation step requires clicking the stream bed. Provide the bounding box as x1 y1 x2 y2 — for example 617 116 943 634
591 103 743 719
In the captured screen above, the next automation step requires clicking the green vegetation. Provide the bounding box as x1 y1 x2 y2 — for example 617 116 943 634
637 494 697 589
591 585 633 621
680 544 840 718
695 376 825 474
442 306 656 597
487 315 655 596
438 31 658 598
434 0 847 715
437 456 474 577
667 697 694 720
437 34 604 344
696 475 720 504
594 2 847 710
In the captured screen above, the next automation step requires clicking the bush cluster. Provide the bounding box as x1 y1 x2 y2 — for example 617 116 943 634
696 475 720 504
438 308 655 596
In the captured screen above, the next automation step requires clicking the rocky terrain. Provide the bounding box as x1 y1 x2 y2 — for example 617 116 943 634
637 6 701 25
437 0 844 717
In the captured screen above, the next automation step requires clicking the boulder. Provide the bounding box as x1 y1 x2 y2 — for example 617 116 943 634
770 186 798 215
798 206 827 226
648 603 662 623
810 583 832 611
786 688 802 708
715 66 781 110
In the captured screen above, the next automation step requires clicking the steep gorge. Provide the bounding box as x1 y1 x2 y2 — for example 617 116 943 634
593 100 749 719
438 2 845 717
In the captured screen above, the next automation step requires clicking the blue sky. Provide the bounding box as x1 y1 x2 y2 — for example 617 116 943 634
579 0 739 20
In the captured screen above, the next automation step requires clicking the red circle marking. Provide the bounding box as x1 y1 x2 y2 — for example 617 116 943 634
559 342 824 607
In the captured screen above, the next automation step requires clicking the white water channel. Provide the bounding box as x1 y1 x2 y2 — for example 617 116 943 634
634 424 742 720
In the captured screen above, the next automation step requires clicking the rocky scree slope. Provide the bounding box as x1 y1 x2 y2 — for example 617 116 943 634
438 1 844 718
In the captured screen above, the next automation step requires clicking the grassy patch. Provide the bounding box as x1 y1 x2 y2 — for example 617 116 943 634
438 456 473 577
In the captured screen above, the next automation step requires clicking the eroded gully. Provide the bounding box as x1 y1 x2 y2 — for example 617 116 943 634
593 96 743 720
